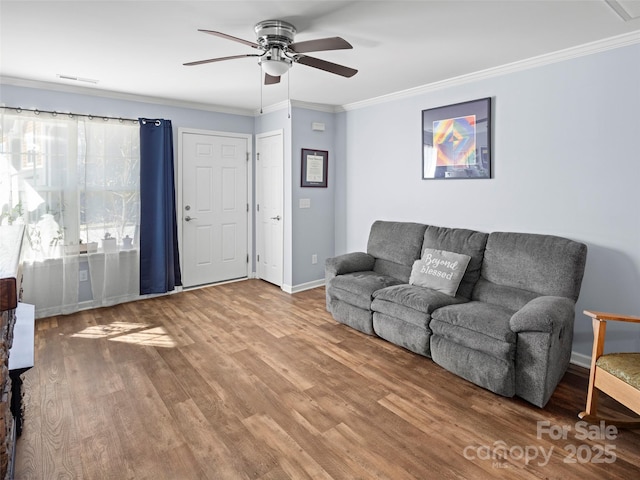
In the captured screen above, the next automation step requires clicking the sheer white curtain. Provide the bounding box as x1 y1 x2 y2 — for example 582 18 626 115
0 110 141 317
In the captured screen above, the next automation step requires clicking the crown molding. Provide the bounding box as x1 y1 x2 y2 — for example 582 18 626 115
290 100 340 113
252 100 340 116
253 100 289 116
341 30 640 112
0 75 255 117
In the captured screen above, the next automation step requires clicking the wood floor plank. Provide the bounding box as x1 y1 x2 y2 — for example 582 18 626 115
170 398 243 480
242 413 333 480
14 279 640 479
33 321 83 478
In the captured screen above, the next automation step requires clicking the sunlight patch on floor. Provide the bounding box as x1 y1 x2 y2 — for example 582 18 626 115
109 326 178 348
71 322 178 347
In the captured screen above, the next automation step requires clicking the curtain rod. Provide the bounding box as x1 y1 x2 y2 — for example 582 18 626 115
0 105 140 124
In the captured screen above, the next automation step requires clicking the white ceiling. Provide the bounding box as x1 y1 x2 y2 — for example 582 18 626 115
2 1 640 114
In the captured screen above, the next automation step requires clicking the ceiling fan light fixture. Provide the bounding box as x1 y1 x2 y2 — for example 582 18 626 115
186 19 358 85
259 57 292 77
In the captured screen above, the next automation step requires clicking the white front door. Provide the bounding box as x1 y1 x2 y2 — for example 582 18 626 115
181 131 248 288
256 130 284 286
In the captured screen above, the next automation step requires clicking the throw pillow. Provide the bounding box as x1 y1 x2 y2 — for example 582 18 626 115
409 248 471 297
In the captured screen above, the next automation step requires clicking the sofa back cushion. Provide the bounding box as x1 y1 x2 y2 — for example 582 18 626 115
475 232 587 308
367 221 428 282
421 226 489 299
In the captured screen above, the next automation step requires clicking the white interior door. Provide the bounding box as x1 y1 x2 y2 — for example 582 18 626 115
256 131 284 286
181 131 248 288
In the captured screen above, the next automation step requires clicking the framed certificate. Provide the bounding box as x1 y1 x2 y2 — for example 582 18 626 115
301 149 328 187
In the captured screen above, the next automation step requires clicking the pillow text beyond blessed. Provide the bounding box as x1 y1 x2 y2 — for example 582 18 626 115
409 248 471 297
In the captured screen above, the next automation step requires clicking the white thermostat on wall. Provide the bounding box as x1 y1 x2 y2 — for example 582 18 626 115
311 122 325 131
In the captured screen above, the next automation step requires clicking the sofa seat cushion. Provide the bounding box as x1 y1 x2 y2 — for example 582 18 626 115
430 301 517 361
328 271 405 310
329 299 377 335
597 353 640 390
373 312 432 357
431 336 515 397
372 284 467 328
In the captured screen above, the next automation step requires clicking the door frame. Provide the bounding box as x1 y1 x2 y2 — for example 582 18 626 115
255 129 285 287
177 128 253 286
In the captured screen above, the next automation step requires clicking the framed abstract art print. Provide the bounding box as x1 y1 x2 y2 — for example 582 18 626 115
422 97 492 180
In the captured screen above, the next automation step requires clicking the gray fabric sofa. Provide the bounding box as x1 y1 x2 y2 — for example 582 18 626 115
325 220 587 407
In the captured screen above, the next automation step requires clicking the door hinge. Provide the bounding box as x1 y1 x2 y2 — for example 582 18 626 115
257 152 260 161
247 203 249 212
257 204 260 212
246 152 249 162
257 254 260 262
247 254 249 263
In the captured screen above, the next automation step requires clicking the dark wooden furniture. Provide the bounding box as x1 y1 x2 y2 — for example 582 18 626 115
0 225 29 480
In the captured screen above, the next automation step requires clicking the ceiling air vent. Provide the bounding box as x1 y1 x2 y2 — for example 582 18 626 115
56 74 99 84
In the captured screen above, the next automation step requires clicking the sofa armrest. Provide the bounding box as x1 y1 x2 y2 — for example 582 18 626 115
325 252 376 277
511 296 577 407
510 296 576 333
324 252 376 313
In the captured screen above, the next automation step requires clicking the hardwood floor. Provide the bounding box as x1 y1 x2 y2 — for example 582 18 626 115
14 279 640 479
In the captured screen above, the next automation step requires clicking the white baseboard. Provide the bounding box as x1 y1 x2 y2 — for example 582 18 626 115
570 351 591 369
183 276 249 291
282 279 325 294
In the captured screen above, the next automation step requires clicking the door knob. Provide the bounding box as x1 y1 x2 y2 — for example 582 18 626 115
270 215 281 221
185 216 197 222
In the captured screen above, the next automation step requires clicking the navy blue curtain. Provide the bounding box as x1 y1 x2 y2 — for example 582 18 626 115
139 118 182 294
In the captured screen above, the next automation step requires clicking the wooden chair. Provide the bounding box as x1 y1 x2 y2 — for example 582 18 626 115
578 310 640 428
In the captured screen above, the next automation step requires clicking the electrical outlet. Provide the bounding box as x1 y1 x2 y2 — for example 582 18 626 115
312 254 318 264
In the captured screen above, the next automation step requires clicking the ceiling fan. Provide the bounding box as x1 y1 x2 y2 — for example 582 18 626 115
184 19 358 85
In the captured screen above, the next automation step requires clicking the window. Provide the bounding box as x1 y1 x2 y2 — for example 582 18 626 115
78 120 140 246
0 111 139 258
0 109 141 317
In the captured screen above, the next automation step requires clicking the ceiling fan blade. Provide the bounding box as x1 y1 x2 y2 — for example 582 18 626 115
264 73 281 85
183 54 260 66
295 55 358 78
198 29 260 49
289 36 353 54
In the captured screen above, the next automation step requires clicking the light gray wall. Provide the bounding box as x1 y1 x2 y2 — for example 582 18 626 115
334 111 348 255
291 107 336 286
338 43 640 357
0 85 254 135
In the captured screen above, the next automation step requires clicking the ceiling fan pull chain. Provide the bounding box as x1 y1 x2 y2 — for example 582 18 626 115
287 72 291 119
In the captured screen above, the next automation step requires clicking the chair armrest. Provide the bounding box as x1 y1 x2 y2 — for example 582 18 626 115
510 296 576 333
325 252 376 277
583 310 640 324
